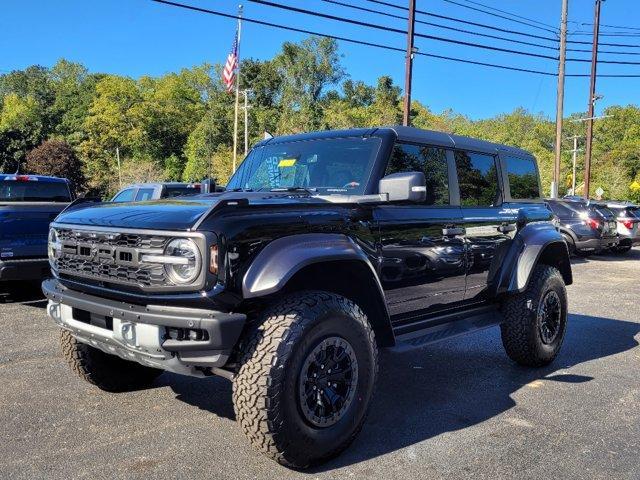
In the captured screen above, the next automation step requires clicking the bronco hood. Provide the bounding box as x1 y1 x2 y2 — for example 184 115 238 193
53 192 336 231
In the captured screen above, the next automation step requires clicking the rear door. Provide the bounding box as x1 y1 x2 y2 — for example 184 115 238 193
375 142 467 319
455 150 514 302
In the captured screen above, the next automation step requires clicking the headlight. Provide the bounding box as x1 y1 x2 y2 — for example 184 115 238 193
48 228 61 268
163 238 201 284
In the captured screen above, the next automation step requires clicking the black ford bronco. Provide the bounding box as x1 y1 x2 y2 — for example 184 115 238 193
44 127 572 468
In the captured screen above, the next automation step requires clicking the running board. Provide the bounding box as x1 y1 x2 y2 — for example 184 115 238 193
390 305 504 352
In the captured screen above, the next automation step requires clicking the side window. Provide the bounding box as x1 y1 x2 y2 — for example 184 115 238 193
112 189 135 202
386 143 450 205
455 151 500 206
135 188 155 201
505 156 540 199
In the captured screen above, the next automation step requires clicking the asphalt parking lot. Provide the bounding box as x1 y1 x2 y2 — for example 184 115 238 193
1 251 639 480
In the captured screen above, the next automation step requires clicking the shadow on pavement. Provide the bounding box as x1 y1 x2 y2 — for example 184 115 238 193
312 313 639 471
153 312 640 470
0 280 47 308
570 247 639 265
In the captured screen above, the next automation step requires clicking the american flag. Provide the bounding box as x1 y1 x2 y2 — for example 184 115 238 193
222 30 239 93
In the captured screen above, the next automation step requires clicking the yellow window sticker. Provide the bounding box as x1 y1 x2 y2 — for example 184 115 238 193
278 158 297 167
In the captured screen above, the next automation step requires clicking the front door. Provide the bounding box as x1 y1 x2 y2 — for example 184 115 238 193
375 143 467 319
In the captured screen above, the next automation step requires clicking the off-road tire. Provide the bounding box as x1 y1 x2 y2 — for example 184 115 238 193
60 330 162 392
500 265 568 367
232 291 378 469
612 245 632 254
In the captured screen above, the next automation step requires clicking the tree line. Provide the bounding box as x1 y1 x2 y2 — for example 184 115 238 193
1 36 639 201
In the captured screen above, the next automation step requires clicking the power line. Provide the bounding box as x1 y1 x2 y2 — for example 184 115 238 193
570 31 640 37
568 47 640 56
567 37 640 48
567 57 640 66
363 0 640 50
247 0 560 60
321 0 559 52
449 0 558 31
583 22 640 32
151 0 555 76
150 0 640 79
439 0 558 34
364 0 560 44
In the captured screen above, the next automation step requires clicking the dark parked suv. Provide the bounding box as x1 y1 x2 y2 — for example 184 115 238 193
546 197 619 255
43 127 572 468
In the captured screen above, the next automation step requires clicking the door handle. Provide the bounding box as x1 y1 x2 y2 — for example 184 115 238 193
497 223 516 233
442 227 465 236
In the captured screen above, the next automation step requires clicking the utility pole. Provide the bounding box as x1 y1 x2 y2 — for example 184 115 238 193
402 0 417 126
583 0 602 199
552 0 569 199
232 5 243 173
241 89 253 156
567 135 581 195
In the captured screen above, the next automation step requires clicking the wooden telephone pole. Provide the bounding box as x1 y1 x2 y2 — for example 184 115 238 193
583 0 603 199
552 0 569 198
402 0 417 126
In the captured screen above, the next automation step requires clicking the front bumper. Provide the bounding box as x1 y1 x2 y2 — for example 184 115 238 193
0 258 50 281
42 278 246 376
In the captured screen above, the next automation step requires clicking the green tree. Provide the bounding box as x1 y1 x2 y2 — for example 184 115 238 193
275 36 345 133
0 93 44 172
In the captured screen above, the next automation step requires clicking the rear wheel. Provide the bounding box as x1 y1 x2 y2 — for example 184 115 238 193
561 232 575 256
232 291 377 469
500 265 568 367
60 330 162 392
612 245 632 254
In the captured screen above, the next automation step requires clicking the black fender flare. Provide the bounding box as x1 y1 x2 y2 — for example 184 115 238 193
242 233 394 345
492 223 573 295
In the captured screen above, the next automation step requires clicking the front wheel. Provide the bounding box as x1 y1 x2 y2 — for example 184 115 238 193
500 265 568 367
232 291 378 469
60 330 163 392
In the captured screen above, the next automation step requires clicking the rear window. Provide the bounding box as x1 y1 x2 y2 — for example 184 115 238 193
592 205 615 219
164 186 201 198
0 180 71 202
547 201 582 217
455 151 500 206
505 156 540 199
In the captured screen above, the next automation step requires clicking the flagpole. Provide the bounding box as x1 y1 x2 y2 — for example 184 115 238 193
232 5 243 173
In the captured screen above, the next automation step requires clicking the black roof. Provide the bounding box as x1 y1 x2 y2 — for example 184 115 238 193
253 126 533 158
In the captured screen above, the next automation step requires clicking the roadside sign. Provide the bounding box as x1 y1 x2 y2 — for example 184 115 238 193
595 187 604 199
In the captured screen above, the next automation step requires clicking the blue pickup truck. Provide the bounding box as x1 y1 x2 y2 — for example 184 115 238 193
0 174 73 282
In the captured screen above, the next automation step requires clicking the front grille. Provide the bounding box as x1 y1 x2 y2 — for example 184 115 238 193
54 228 171 288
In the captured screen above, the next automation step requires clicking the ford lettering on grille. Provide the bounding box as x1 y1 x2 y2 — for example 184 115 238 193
55 228 169 288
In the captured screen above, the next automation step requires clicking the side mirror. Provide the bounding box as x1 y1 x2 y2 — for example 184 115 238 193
379 172 426 202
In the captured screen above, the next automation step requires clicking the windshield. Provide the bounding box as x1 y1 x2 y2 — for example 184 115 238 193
226 136 382 195
0 180 71 202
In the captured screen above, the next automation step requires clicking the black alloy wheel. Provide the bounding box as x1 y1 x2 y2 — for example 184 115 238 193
298 336 358 428
537 290 562 345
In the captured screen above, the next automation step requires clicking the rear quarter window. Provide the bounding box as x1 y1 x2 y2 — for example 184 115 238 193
0 180 71 202
505 156 540 200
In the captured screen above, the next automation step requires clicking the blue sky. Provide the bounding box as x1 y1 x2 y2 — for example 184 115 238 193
2 0 640 119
